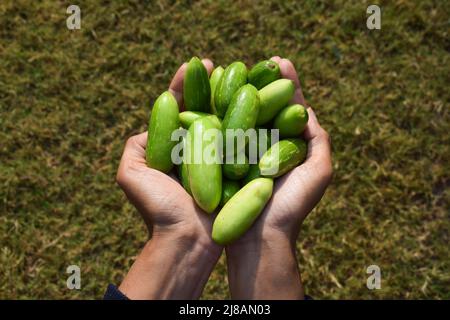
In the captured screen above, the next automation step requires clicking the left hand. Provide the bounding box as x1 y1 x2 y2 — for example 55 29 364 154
226 57 333 299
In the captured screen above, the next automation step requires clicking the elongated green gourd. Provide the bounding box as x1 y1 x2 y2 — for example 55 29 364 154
242 164 261 185
246 127 275 163
178 161 191 195
248 60 281 89
187 117 222 213
177 135 192 195
223 153 249 180
179 111 222 129
212 178 273 245
222 84 260 157
146 91 180 173
256 79 295 125
183 57 211 112
220 179 240 207
259 138 307 178
273 104 309 138
214 62 247 117
209 66 224 114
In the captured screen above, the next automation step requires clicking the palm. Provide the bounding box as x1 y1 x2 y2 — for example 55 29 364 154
263 151 330 233
231 56 332 244
117 59 216 235
116 133 214 236
265 168 313 229
131 167 197 225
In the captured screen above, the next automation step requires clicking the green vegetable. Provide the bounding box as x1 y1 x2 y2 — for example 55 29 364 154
259 138 307 178
209 66 224 114
222 84 260 157
178 162 191 195
256 79 295 125
187 117 222 213
223 153 249 180
179 111 221 129
179 111 209 128
273 104 309 138
246 127 275 162
248 60 281 89
242 164 261 185
178 136 192 195
220 179 240 207
212 178 273 245
203 115 222 130
146 91 180 173
214 61 247 117
183 57 210 112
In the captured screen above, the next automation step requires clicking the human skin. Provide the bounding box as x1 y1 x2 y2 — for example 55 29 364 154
116 59 224 299
225 56 333 300
116 57 332 300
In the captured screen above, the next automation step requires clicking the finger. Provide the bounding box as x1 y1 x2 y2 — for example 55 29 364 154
132 131 148 149
117 132 149 185
303 108 325 141
169 62 188 108
122 131 148 161
302 108 331 167
270 56 282 63
278 58 300 87
278 58 307 107
201 58 214 76
169 59 214 110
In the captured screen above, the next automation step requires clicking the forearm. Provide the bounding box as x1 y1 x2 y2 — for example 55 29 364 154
119 232 221 299
226 232 304 300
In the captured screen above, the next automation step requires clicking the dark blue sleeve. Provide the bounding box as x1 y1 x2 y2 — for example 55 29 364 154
103 284 129 300
103 283 312 300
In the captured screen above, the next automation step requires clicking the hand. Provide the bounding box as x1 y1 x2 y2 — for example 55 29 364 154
116 59 222 299
116 59 216 239
252 56 333 241
226 57 333 299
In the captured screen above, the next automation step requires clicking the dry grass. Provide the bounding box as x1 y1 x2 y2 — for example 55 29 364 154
0 0 448 299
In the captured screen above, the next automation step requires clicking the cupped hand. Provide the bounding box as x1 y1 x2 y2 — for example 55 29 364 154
116 59 220 248
225 57 332 299
117 60 225 299
234 56 333 244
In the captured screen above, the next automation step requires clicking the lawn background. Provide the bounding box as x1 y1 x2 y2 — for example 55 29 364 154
0 0 448 299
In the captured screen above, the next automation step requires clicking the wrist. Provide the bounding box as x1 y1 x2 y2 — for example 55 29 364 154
152 226 223 265
226 229 304 300
119 229 222 299
229 222 297 251
227 230 295 265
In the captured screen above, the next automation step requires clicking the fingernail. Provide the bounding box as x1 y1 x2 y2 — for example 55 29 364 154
270 56 281 62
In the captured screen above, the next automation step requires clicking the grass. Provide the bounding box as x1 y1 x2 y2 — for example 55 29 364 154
0 0 448 299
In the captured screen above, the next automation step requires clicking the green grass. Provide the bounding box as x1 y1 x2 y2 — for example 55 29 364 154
0 0 448 299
